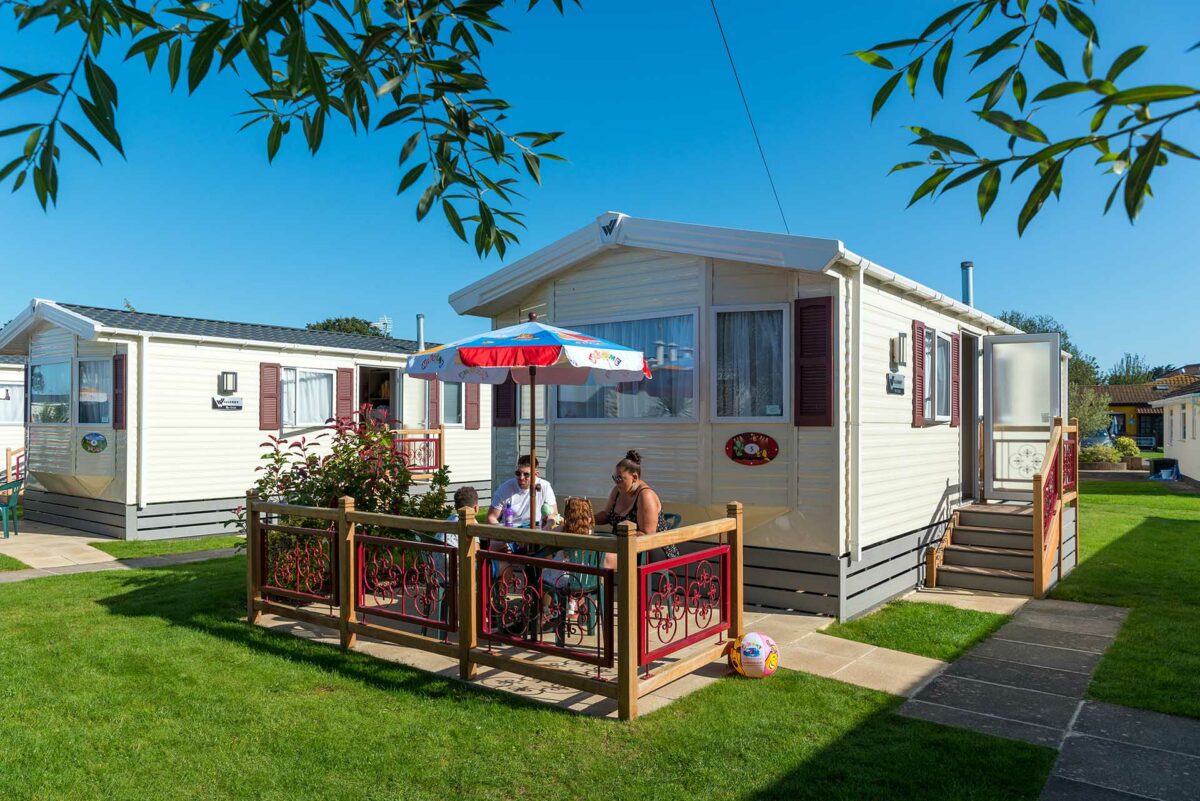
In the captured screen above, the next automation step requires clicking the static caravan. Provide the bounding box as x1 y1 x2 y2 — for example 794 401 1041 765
0 355 24 479
451 213 1075 619
1155 380 1200 480
0 300 491 540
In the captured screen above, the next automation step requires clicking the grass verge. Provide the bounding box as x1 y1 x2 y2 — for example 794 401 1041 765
90 534 243 559
1052 481 1200 718
0 558 1054 800
823 600 1011 662
0 552 28 571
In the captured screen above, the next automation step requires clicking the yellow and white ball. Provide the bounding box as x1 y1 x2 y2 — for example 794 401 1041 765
728 632 779 678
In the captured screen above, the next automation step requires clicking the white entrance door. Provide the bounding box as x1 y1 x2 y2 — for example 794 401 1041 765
983 333 1063 501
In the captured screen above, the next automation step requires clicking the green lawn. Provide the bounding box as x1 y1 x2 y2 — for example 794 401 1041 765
1138 450 1164 460
0 552 28 571
0 557 1054 800
824 600 1011 662
1052 481 1200 718
89 534 243 559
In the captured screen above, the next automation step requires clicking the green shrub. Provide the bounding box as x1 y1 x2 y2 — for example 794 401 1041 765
1113 436 1141 459
1080 444 1120 464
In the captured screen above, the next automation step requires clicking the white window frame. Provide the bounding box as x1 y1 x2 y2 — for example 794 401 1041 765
76 357 114 427
28 358 73 426
551 307 700 425
920 327 953 425
280 366 336 428
710 303 790 423
440 380 465 428
0 382 23 427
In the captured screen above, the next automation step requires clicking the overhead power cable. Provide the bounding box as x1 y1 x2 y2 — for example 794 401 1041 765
708 0 791 234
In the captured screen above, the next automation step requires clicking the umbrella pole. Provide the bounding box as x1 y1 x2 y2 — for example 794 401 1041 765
529 365 538 528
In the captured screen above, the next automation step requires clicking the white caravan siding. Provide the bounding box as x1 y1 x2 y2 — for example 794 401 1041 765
0 363 24 469
855 277 990 548
1165 399 1200 480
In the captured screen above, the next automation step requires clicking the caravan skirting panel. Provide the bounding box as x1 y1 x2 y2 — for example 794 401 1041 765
23 489 242 541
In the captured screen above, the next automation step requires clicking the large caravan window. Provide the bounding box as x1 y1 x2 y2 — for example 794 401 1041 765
715 307 785 419
30 362 70 424
0 383 23 425
280 368 334 427
442 381 464 425
77 359 112 424
935 332 952 421
922 327 953 424
556 313 695 420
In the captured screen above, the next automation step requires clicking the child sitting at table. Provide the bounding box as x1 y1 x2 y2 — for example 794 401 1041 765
542 497 616 590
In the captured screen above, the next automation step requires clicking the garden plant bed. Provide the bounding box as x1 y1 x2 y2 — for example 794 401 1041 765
0 557 1057 800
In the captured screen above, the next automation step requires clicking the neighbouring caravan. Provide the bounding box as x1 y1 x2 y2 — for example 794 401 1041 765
450 213 1075 619
0 301 490 539
0 355 24 478
1155 379 1200 481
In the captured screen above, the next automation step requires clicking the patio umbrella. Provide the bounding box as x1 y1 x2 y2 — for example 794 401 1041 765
404 313 652 522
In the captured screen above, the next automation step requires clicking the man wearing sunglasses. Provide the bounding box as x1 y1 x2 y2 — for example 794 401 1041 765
486 454 558 529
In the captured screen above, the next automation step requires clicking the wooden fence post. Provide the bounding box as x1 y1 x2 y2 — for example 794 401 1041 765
338 496 357 649
726 502 744 641
1031 473 1045 599
457 506 478 681
246 491 262 625
616 520 638 721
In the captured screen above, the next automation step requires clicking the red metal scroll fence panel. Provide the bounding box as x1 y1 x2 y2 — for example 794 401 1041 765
478 550 615 668
1041 444 1061 549
1063 435 1077 491
638 545 730 666
396 434 440 473
259 523 337 606
356 534 457 632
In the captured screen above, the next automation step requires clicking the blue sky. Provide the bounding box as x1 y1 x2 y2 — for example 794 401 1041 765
1 1 1197 371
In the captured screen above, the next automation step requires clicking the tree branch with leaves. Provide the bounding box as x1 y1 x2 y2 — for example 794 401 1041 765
856 0 1199 234
0 0 577 256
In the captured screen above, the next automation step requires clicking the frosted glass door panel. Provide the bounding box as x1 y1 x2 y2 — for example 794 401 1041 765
984 334 1062 501
992 341 1052 427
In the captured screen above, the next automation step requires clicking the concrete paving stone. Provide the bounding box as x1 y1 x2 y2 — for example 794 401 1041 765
993 622 1114 654
45 562 129 575
1026 599 1129 622
795 633 876 659
897 699 1063 749
832 649 944 698
1013 609 1128 638
755 614 826 645
1055 734 1200 801
970 638 1102 674
652 670 720 700
913 674 1079 729
0 569 50 583
903 588 1029 615
943 656 1092 699
4 554 70 569
1074 701 1200 759
777 644 855 678
1040 776 1152 801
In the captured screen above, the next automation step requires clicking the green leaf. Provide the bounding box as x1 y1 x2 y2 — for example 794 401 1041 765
11 170 26 193
1158 138 1199 160
1123 129 1161 220
0 73 59 102
415 183 437 221
920 2 973 39
1082 36 1094 79
167 39 182 90
850 51 895 70
913 132 977 157
977 111 1049 142
114 2 157 27
970 25 1026 70
23 127 41 159
84 58 118 110
1034 41 1068 78
376 107 417 129
76 97 124 155
266 118 282 163
888 161 925 174
398 131 422 166
0 67 60 95
869 38 924 51
1106 45 1146 83
375 73 405 98
61 121 101 163
1058 0 1098 45
933 40 953 97
124 31 176 62
187 20 230 93
1101 85 1200 106
905 56 923 97
0 124 40 138
871 72 902 121
1103 176 1124 214
522 151 541 184
442 199 466 241
0 156 22 182
982 66 1016 112
1090 104 1110 133
397 162 426 193
1012 70 1027 110
907 166 952 207
1033 81 1089 101
977 167 1000 220
1017 158 1063 235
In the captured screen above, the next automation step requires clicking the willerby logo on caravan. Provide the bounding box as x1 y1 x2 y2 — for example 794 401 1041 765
598 214 624 242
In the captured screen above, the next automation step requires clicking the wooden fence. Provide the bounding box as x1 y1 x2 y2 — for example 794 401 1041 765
245 493 744 720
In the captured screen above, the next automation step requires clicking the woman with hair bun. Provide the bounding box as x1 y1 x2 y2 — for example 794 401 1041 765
595 449 669 536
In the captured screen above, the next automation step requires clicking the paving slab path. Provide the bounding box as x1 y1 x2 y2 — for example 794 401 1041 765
897 597 1200 801
0 547 240 583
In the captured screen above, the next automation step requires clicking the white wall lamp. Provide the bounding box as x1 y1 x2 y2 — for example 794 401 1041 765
218 371 238 395
890 332 908 368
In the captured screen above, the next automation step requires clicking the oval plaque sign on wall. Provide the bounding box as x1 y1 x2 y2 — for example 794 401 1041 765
725 432 779 466
81 432 108 454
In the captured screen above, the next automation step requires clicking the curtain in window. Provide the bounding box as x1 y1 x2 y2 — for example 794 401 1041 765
78 360 113 425
716 310 784 418
281 369 333 426
556 314 694 419
443 381 463 424
936 336 952 418
0 383 22 424
280 368 296 426
923 331 935 420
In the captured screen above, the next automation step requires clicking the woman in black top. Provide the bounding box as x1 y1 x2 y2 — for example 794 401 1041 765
595 450 669 535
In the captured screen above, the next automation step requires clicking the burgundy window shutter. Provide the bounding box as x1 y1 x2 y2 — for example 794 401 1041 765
112 354 127 430
950 333 961 428
465 383 481 430
493 376 517 428
335 368 354 422
912 320 926 428
259 362 281 431
793 297 833 426
427 377 441 426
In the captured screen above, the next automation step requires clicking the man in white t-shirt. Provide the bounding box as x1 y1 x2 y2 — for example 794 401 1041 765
487 455 557 528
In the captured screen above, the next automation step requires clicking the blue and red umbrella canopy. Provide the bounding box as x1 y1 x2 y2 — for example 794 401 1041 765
403 320 652 385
